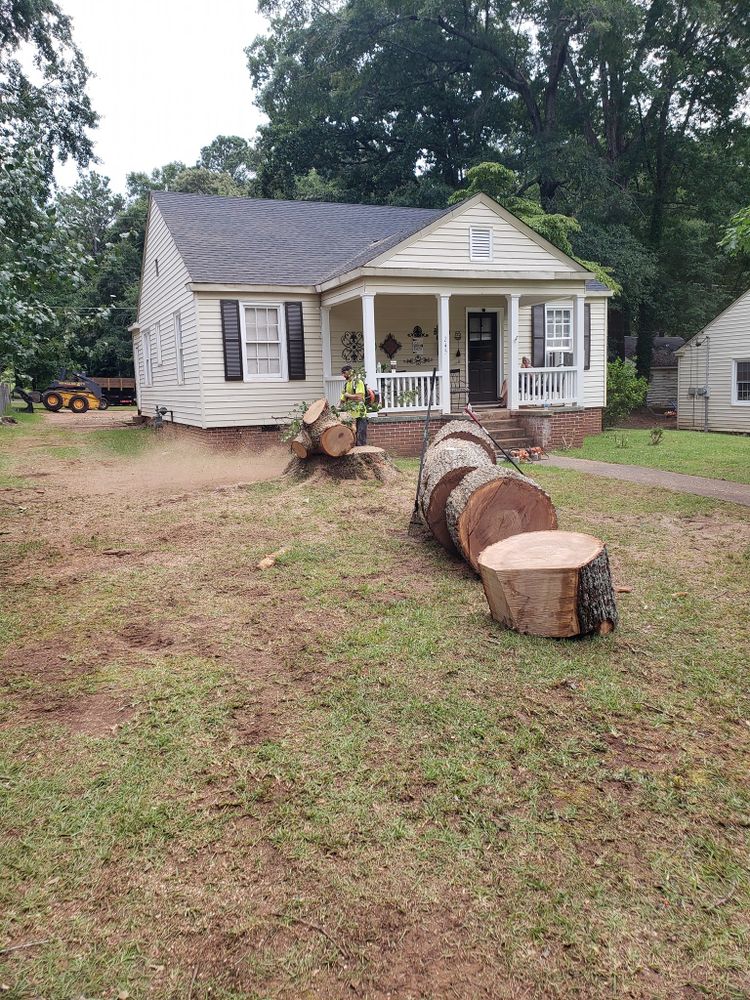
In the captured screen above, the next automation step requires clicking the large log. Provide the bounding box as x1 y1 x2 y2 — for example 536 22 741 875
478 530 618 637
430 419 497 464
445 466 557 572
293 398 355 458
418 440 493 552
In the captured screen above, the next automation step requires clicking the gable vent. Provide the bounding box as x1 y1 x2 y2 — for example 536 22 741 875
470 226 493 262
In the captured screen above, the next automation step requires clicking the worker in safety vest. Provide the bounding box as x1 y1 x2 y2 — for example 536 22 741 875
340 364 368 445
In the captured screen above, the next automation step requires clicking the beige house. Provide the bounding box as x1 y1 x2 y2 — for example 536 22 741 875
130 191 611 451
675 289 750 433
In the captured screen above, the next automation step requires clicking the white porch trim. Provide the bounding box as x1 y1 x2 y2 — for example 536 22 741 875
437 293 451 414
507 294 520 411
574 293 585 407
362 293 377 389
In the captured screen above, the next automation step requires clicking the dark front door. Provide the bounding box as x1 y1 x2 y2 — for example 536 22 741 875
468 312 498 402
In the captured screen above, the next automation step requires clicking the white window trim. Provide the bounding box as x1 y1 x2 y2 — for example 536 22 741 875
469 226 493 262
544 301 573 363
143 330 153 387
239 301 288 382
174 311 184 385
731 358 750 406
154 320 162 365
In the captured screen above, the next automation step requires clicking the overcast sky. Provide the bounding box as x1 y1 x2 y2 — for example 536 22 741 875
56 0 269 193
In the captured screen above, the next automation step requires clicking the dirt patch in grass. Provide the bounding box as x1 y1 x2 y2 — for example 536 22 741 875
20 690 136 736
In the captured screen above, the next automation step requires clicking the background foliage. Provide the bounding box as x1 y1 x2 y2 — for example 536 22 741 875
2 0 750 387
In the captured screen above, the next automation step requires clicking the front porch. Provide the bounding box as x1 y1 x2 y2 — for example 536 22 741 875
320 286 588 416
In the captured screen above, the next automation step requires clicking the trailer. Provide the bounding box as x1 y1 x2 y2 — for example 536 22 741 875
90 377 137 406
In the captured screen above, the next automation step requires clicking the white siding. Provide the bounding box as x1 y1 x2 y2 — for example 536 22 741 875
382 202 580 273
584 298 607 409
197 293 323 427
135 204 201 424
677 289 750 433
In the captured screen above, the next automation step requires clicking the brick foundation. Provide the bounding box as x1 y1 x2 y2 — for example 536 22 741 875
515 407 603 449
141 408 603 455
367 415 451 456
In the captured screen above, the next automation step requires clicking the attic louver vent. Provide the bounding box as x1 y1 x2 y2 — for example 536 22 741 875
470 226 492 262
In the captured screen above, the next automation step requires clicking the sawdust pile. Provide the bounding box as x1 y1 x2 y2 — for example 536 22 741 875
36 437 289 498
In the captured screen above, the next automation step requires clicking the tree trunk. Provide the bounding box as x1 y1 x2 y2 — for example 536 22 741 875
418 439 493 552
445 466 557 573
430 419 497 463
478 530 618 637
292 397 355 458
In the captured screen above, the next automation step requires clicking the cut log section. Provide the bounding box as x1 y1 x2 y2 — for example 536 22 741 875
290 428 313 459
302 398 329 426
430 419 497 464
418 440 493 552
445 466 557 573
478 531 618 637
292 397 355 458
284 446 399 483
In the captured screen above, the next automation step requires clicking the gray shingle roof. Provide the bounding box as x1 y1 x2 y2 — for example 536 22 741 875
585 278 610 292
151 191 450 285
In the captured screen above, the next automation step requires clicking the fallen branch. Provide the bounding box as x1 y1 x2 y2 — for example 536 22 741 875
273 912 350 958
0 939 52 955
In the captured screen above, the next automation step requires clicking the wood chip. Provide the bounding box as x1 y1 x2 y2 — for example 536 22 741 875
615 585 632 593
103 549 134 557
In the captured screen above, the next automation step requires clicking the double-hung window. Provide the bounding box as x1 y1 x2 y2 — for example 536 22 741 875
241 304 287 380
142 331 153 386
545 305 573 366
174 311 185 384
732 360 750 405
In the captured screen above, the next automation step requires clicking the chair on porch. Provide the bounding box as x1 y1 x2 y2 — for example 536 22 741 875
450 369 470 412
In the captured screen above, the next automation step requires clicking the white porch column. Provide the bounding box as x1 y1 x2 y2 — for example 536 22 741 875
437 293 451 414
507 294 520 411
361 293 377 388
321 305 332 378
574 292 585 407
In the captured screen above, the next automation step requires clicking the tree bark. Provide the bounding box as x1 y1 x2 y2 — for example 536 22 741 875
445 466 557 573
418 440 493 552
292 397 355 458
430 419 497 463
478 530 618 637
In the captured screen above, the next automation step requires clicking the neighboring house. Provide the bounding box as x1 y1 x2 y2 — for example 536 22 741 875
130 191 612 453
624 336 684 409
675 289 750 433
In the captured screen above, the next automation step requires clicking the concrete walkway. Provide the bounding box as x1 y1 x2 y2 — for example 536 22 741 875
545 456 750 507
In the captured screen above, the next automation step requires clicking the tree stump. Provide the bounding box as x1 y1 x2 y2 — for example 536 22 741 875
293 398 355 458
418 439 493 552
445 466 557 572
284 445 399 483
478 530 618 637
430 419 497 464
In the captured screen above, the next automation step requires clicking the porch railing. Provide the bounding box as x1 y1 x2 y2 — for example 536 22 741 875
518 367 577 407
323 372 442 412
377 372 442 412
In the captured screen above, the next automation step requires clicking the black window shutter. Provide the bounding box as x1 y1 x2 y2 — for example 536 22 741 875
532 304 545 367
285 302 306 380
584 303 591 370
220 300 243 381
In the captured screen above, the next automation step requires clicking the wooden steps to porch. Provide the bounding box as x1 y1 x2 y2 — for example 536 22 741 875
451 408 534 457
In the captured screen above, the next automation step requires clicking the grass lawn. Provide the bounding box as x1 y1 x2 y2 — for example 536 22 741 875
1 414 749 999
561 428 750 484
